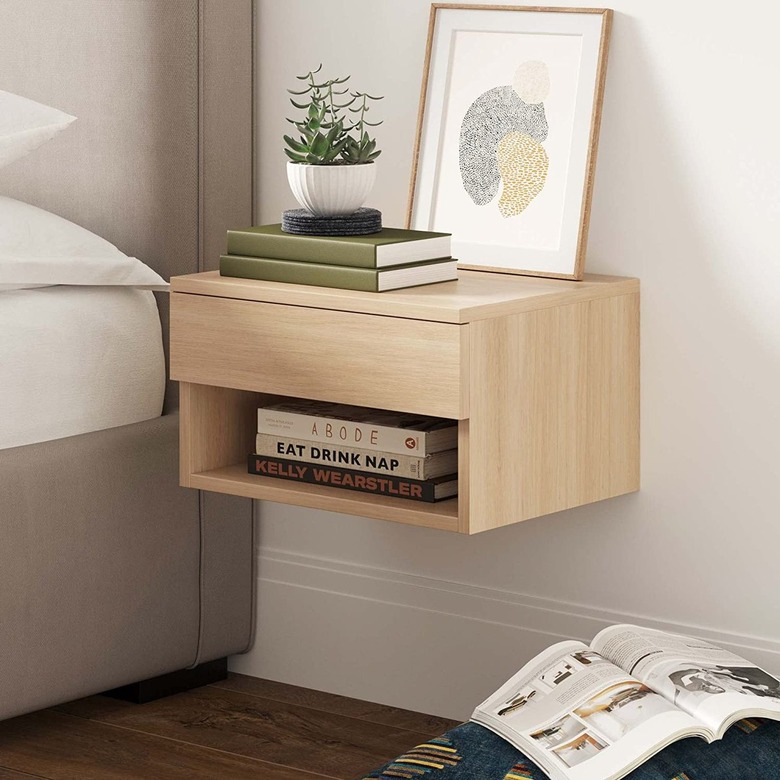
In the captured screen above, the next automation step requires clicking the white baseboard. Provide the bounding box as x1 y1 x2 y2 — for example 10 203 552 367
229 548 780 720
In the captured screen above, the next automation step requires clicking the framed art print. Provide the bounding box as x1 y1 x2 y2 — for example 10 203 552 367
407 5 612 280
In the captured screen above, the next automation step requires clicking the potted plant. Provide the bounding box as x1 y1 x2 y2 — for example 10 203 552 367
284 65 382 217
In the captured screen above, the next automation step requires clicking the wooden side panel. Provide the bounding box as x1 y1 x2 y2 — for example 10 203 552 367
179 383 263 485
467 292 640 532
457 419 471 533
170 293 467 419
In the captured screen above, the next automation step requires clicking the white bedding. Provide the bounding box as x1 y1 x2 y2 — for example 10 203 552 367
0 286 165 450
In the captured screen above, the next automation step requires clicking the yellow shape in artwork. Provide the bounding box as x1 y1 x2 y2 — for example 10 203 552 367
496 131 549 218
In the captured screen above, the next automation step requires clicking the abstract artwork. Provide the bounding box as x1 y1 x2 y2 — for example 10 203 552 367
459 61 550 217
408 6 612 280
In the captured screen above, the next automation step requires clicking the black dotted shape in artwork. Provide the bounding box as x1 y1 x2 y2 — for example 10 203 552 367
281 207 383 236
459 86 549 206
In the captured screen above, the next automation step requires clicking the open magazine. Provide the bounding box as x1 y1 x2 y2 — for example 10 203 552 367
471 624 780 780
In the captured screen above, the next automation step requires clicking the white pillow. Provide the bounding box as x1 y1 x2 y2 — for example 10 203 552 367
0 196 168 290
0 90 76 169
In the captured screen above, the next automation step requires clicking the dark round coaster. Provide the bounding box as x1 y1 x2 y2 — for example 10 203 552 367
282 207 382 236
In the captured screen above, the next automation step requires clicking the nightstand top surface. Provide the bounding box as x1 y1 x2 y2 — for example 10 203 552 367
170 270 638 323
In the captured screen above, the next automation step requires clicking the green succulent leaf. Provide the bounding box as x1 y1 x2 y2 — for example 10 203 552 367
296 64 322 80
310 132 329 158
324 122 343 146
323 138 349 162
283 135 308 154
332 136 350 154
284 66 382 166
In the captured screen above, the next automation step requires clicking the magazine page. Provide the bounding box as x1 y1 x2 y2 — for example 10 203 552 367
592 624 780 736
472 641 701 780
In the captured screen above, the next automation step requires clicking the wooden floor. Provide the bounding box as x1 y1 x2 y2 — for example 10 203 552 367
0 674 459 779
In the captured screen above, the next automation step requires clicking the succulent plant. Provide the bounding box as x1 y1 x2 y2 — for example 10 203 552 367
341 92 382 164
284 65 382 165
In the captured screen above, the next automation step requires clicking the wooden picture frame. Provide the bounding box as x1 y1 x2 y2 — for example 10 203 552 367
407 4 612 280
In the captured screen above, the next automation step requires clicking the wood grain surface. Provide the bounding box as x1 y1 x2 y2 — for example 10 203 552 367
186 464 460 532
171 270 639 323
212 675 458 735
0 710 326 779
0 675 454 780
170 292 467 418
173 270 639 532
467 292 640 531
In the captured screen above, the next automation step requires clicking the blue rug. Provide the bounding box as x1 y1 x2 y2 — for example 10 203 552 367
362 719 780 780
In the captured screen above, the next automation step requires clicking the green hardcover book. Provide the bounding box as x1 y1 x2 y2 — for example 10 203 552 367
226 224 451 268
220 254 458 292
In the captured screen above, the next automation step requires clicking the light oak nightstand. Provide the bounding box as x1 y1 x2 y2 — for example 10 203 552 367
170 270 639 534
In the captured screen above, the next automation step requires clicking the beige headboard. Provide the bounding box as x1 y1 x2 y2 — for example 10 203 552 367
0 0 254 403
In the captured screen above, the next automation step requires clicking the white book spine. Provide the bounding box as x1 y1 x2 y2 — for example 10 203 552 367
257 409 431 456
255 434 446 479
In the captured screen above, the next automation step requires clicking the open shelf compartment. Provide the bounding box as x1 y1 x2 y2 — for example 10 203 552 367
179 383 466 533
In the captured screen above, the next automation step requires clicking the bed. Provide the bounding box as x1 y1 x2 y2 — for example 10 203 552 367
0 0 255 720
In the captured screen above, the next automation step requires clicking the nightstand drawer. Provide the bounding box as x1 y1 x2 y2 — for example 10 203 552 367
170 292 468 419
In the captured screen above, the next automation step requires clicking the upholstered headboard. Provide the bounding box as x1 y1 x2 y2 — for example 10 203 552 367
0 0 254 405
0 2 257 702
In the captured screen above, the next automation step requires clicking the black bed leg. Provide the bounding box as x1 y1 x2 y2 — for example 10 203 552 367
102 657 228 704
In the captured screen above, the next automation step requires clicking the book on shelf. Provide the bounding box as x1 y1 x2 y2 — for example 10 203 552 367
248 455 457 503
220 254 457 292
471 624 780 780
226 224 452 268
255 434 458 480
257 400 458 457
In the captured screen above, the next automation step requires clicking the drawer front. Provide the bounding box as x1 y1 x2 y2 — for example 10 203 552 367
171 293 467 419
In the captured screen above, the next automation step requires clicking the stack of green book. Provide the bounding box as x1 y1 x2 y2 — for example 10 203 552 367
220 225 457 292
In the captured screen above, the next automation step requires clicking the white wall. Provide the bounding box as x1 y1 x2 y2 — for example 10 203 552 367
232 0 780 719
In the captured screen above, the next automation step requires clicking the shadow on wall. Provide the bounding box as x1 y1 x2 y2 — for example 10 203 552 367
244 5 780 718
259 7 780 631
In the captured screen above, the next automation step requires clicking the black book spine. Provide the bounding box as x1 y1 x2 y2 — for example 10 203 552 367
248 454 436 502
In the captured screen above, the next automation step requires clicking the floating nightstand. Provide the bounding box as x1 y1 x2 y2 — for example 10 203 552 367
170 270 639 534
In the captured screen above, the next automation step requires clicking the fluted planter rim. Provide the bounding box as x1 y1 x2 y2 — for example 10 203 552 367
287 160 377 217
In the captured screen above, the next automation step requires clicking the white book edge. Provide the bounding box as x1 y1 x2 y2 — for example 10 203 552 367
376 235 452 267
257 408 455 456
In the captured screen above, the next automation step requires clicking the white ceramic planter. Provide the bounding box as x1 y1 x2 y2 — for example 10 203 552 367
287 161 376 217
